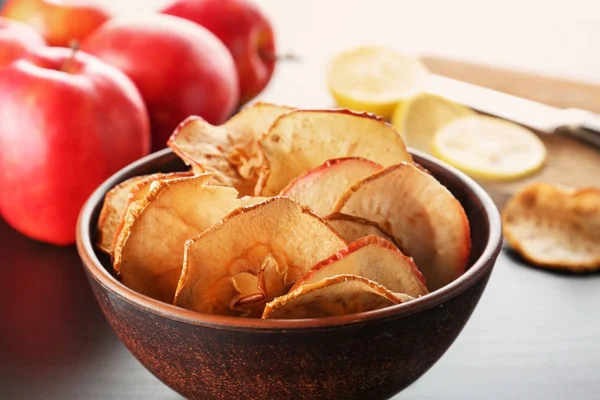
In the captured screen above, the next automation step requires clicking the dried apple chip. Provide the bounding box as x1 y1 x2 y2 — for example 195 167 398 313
291 236 428 298
257 109 413 196
113 174 267 303
174 197 347 317
167 117 252 194
333 162 471 291
502 183 600 271
127 172 193 205
223 101 294 179
109 172 198 255
167 102 292 196
280 157 382 217
96 175 150 255
96 171 192 256
324 212 397 246
262 274 414 320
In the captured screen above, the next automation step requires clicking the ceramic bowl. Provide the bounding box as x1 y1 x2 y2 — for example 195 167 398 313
77 148 502 400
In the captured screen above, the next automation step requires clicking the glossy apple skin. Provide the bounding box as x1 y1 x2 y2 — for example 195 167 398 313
0 47 151 246
1 0 113 47
81 14 239 151
0 17 46 69
162 0 276 105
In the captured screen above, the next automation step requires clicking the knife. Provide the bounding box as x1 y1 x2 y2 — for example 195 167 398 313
424 74 600 149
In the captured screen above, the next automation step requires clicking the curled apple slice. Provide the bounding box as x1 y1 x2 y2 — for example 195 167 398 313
291 236 428 297
113 174 266 303
257 109 413 196
96 175 150 255
324 212 396 245
502 183 600 271
280 157 382 216
223 102 294 179
262 274 414 320
167 117 254 195
334 162 471 291
96 171 192 255
167 102 292 195
174 197 347 317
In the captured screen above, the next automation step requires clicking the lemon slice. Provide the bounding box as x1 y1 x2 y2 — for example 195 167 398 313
392 93 475 154
327 45 428 119
432 115 547 180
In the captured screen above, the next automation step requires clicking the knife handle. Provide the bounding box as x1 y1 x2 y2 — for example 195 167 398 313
561 108 600 149
568 126 600 149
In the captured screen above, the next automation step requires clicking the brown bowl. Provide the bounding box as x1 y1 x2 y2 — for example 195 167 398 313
76 148 502 400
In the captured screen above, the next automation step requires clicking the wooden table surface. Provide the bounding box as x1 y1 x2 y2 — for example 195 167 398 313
2 1 600 399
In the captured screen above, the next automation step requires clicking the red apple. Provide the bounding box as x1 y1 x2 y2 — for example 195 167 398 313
0 17 46 69
162 0 276 105
81 14 239 151
1 0 113 47
0 46 150 246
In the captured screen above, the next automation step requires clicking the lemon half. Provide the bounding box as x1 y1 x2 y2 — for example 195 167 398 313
392 92 474 154
327 46 428 119
432 115 547 180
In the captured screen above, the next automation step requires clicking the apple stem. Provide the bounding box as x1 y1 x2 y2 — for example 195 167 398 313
60 40 80 73
261 51 303 63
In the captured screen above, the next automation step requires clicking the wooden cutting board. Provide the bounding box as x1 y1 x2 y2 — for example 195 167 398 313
420 55 600 208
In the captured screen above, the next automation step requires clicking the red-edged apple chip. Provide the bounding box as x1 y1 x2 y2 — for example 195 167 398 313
262 274 414 319
167 102 292 195
174 197 347 317
96 171 192 255
334 162 471 291
280 157 382 216
502 183 600 271
291 236 428 298
257 109 413 196
324 212 397 245
113 174 266 303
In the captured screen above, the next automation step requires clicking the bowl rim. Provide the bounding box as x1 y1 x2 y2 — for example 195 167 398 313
76 148 502 332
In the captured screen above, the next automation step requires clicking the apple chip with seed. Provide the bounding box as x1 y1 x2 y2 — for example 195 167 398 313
174 197 347 317
167 102 292 196
324 212 397 246
291 236 428 298
113 174 267 303
502 183 600 271
333 162 471 291
262 274 414 320
96 171 192 256
257 109 413 196
280 157 382 217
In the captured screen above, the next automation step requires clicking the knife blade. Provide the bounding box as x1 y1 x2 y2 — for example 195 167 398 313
424 74 600 149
